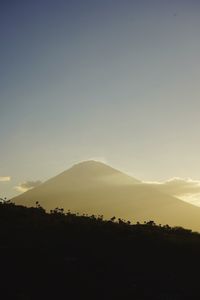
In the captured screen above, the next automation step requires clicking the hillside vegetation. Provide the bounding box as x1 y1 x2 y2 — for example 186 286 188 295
1 201 200 299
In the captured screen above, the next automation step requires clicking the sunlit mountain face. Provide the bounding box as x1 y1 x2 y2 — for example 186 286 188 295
13 161 200 231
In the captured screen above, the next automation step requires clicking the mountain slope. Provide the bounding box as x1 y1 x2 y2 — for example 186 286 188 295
12 160 200 231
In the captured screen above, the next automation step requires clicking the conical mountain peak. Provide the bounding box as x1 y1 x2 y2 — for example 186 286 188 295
69 160 124 175
71 160 112 170
58 160 140 185
12 160 200 231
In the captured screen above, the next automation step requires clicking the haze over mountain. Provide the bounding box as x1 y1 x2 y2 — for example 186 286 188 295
13 161 200 231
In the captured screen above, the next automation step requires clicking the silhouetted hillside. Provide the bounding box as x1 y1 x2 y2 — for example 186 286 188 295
1 201 200 299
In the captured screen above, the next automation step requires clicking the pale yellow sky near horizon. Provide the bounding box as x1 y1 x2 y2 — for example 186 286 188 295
1 1 200 206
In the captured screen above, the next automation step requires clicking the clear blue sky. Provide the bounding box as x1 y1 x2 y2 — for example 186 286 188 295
1 0 200 198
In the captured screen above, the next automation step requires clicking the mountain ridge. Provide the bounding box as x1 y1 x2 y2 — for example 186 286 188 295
12 160 200 231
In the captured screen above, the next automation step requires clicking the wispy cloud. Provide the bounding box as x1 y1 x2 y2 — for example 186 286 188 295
143 177 200 197
0 176 11 182
15 180 42 193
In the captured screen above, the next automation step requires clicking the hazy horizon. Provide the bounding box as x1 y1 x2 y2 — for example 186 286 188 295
1 1 200 205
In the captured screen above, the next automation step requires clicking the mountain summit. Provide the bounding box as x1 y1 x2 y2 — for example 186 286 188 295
13 161 200 230
68 160 117 173
51 160 141 186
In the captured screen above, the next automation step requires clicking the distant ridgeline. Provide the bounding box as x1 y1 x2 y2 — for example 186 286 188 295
1 201 200 299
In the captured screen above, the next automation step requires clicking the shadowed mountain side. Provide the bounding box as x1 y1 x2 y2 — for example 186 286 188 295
12 161 200 231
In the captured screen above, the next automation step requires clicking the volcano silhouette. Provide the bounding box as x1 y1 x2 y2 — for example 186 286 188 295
12 161 200 230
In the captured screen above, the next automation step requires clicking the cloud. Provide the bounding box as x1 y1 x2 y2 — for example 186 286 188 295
179 193 200 206
143 177 200 197
15 180 42 193
0 176 11 182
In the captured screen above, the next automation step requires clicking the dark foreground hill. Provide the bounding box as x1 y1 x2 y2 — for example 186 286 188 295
1 202 200 299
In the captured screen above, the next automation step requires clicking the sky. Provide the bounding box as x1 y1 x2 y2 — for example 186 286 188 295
1 0 200 202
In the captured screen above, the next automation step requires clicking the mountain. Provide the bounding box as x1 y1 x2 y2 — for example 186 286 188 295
12 160 200 231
